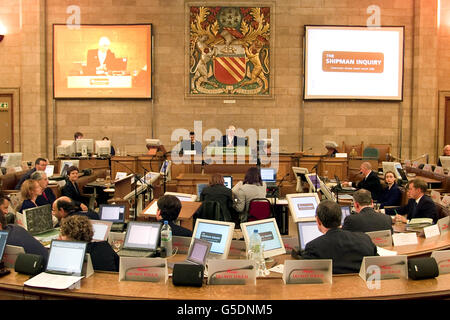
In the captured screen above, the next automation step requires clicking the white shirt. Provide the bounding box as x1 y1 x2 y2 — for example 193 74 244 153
98 49 107 66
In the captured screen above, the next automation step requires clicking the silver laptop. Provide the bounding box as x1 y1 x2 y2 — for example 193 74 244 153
168 238 211 269
117 221 162 257
45 240 87 276
297 221 323 250
99 204 126 232
90 220 113 242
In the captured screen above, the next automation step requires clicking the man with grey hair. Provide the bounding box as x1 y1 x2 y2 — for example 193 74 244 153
342 189 393 233
31 170 57 206
343 161 383 201
86 36 117 75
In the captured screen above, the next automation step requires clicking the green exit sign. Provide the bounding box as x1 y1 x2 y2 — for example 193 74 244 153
0 102 8 110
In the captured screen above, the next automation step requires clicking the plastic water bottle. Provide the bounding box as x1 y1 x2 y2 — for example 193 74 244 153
160 221 172 257
247 229 267 277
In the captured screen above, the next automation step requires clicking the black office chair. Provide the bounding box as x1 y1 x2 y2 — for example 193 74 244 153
194 200 232 223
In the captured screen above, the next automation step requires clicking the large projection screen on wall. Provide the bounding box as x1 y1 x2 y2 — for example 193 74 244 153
53 24 152 99
304 26 404 101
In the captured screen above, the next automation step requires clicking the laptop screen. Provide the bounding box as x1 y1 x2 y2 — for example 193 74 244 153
297 221 323 250
45 165 54 178
341 206 351 225
197 183 208 199
260 168 276 182
0 230 8 260
243 220 283 252
187 239 211 265
46 240 87 275
23 204 53 235
223 176 232 189
91 220 112 242
290 195 319 220
124 222 161 250
194 221 232 255
99 204 125 223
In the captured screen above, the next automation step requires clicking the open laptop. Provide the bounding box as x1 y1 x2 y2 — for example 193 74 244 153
117 221 162 258
340 205 352 225
223 176 233 189
0 230 8 263
99 204 126 232
260 168 277 188
90 220 113 242
23 204 55 235
24 240 87 289
45 165 54 178
297 221 323 251
168 238 211 269
196 183 208 200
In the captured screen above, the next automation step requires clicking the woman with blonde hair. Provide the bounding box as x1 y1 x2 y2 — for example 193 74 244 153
18 179 43 213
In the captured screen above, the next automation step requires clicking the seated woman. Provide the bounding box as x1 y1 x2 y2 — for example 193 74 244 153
18 179 43 213
437 144 450 167
0 202 49 263
378 171 403 209
233 167 267 223
31 170 56 206
199 173 235 222
59 215 119 272
61 166 89 209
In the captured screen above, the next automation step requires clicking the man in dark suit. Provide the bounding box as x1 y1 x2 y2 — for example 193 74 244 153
85 36 117 76
342 189 393 233
298 200 378 274
387 178 438 223
343 162 383 201
52 196 99 227
179 131 202 155
15 157 47 190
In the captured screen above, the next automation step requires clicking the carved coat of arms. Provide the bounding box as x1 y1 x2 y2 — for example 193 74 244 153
189 6 270 96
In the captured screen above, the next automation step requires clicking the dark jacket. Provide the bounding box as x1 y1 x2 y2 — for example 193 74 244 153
4 224 49 263
168 221 192 238
379 182 402 209
180 140 202 155
87 241 120 272
342 207 393 234
356 171 383 201
386 195 438 223
15 168 36 190
200 184 235 221
18 199 38 213
62 180 88 206
36 188 57 207
221 135 246 147
300 228 378 274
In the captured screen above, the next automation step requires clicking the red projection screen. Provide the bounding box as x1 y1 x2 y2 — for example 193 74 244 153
53 24 152 99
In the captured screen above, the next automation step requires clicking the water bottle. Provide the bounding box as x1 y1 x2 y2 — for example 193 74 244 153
160 221 172 257
247 229 267 277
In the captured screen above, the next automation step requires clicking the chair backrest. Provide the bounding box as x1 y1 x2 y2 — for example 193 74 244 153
436 203 450 219
248 198 271 222
368 144 391 162
362 147 379 160
195 200 230 222
342 141 364 156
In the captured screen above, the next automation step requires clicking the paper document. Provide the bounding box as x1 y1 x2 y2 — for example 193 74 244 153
392 233 418 246
269 264 284 274
24 272 83 290
376 246 397 256
143 201 158 216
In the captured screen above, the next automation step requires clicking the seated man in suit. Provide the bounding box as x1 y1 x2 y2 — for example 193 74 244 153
297 199 378 274
387 178 438 224
343 161 383 201
155 195 192 237
52 196 99 227
85 36 117 76
342 189 393 233
15 157 47 190
179 131 202 155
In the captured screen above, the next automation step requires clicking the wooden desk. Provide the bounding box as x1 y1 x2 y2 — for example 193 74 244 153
2 254 450 300
388 228 450 257
409 176 442 189
140 199 201 231
175 173 245 195
298 156 348 180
